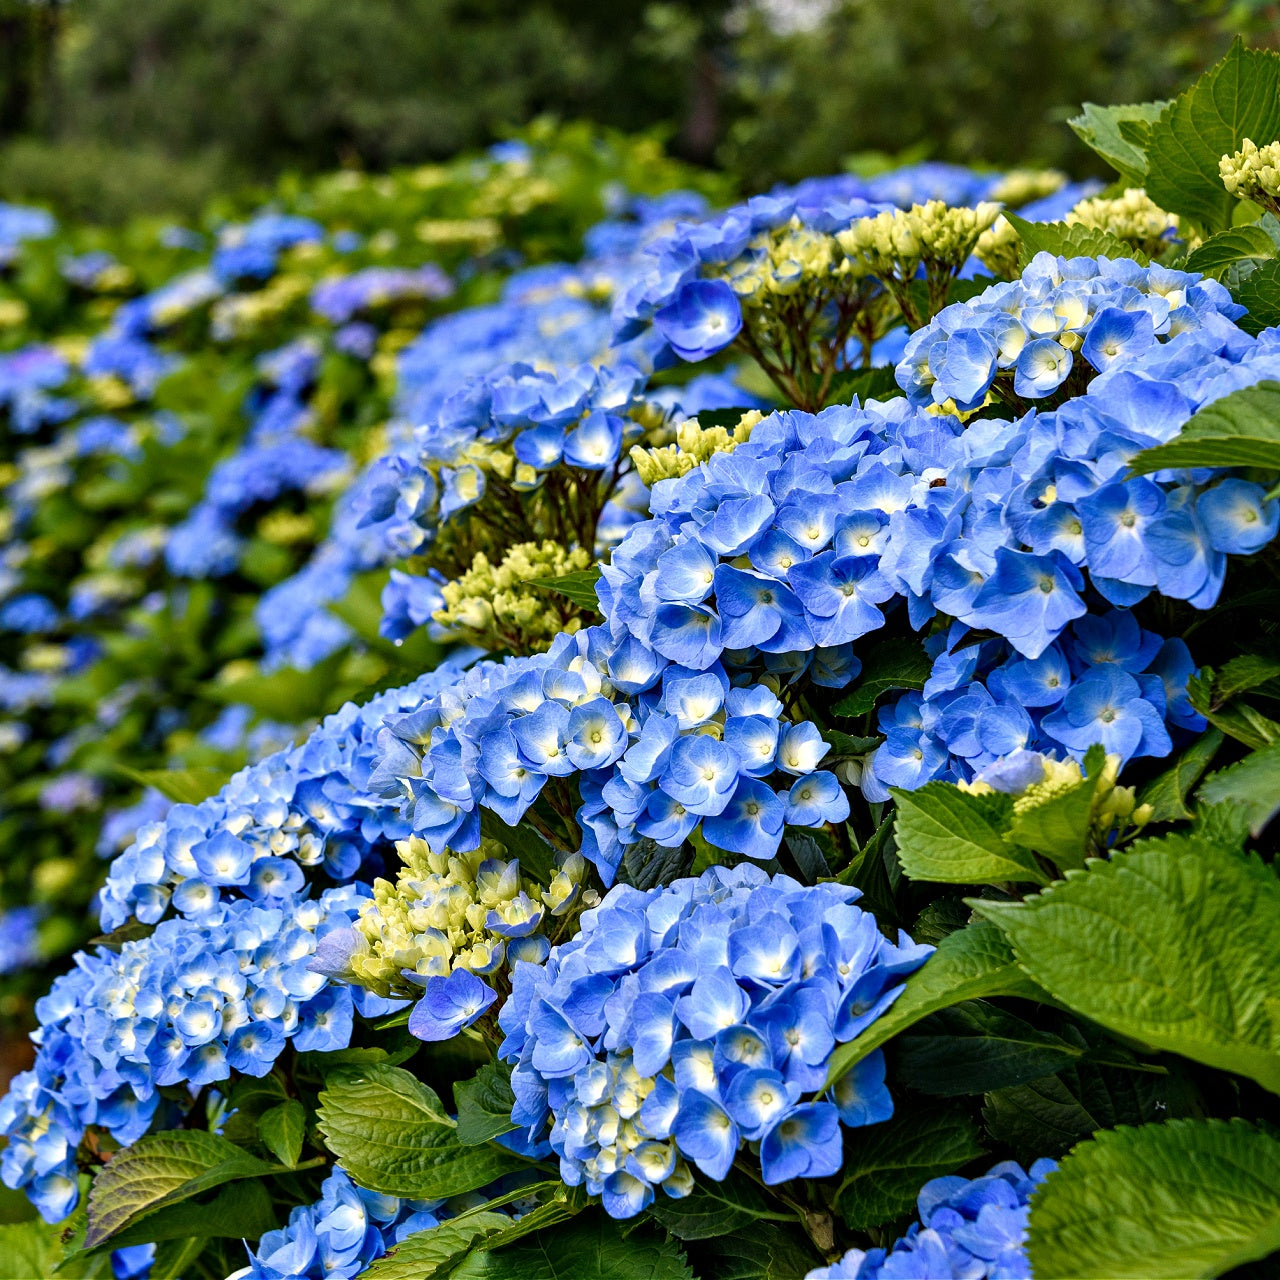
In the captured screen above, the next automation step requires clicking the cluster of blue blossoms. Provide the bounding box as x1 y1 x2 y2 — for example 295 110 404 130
807 1160 1056 1280
499 865 931 1217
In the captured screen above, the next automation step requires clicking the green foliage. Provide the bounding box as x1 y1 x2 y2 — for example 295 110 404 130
1136 727 1223 822
1130 380 1280 474
1184 222 1280 280
1197 742 1280 837
646 1171 791 1240
977 835 1280 1095
114 765 232 805
1028 1120 1280 1279
1067 100 1169 184
316 1065 522 1198
1005 214 1148 268
454 1062 518 1147
527 568 603 615
257 1100 306 1168
831 638 931 719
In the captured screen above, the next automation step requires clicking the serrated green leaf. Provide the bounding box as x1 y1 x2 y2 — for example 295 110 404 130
454 1062 517 1146
316 1064 521 1198
1144 39 1280 233
1215 653 1280 701
204 650 350 721
361 1213 512 1280
113 765 231 806
1006 214 1148 268
100 1178 278 1249
1130 380 1280 476
831 639 931 719
891 783 1047 885
646 1169 791 1240
1067 100 1168 184
1197 741 1280 837
258 1099 305 1167
1136 727 1223 823
527 569 602 615
823 921 1042 1089
835 1105 985 1230
84 1131 273 1249
895 1002 1085 1096
976 835 1280 1095
1184 223 1279 280
1235 257 1280 335
1188 667 1280 750
1028 1119 1280 1278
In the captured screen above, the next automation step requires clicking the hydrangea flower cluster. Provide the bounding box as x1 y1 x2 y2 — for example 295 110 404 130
807 1159 1056 1280
896 252 1244 411
498 865 932 1217
0 884 365 1221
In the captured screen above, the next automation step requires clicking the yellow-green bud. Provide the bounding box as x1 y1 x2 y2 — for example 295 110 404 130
1220 138 1280 215
1066 188 1178 258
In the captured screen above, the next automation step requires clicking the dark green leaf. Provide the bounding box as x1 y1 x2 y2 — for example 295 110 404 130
832 639 931 719
1187 668 1280 750
1214 652 1280 701
99 1178 278 1249
113 765 231 806
316 1065 521 1198
891 783 1047 885
258 1100 305 1168
696 408 756 429
976 834 1280 1095
1144 40 1280 233
478 810 560 885
784 831 830 882
824 921 1043 1089
1184 223 1280 280
1028 1119 1280 1278
1067 100 1168 183
527 569 602 615
895 1002 1085 1096
1136 727 1223 822
618 837 694 891
454 1062 517 1147
1197 741 1280 837
1006 214 1148 268
685 1224 822 1280
835 1105 985 1230
85 1131 273 1249
1235 258 1280 335
823 365 901 409
646 1170 789 1240
360 1213 512 1280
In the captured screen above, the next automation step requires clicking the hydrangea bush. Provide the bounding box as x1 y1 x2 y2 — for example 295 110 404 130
3 41 1280 1280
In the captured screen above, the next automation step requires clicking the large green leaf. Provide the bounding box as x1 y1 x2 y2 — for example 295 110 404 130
454 1061 518 1146
686 1224 822 1280
84 1131 274 1249
646 1169 792 1240
1197 741 1280 838
890 783 1047 885
1235 258 1280 335
1144 40 1280 233
1028 1119 1280 1279
258 1099 305 1168
1005 214 1147 268
895 1003 1086 1096
1067 100 1168 184
823 921 1042 1089
1184 223 1280 281
361 1214 513 1280
831 638 931 719
835 1106 985 1230
527 569 602 615
1129 380 1280 475
976 835 1280 1095
114 765 231 806
316 1065 521 1198
97 1178 278 1250
1136 727 1223 823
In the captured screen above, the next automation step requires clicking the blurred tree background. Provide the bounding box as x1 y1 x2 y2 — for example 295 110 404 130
0 0 1276 221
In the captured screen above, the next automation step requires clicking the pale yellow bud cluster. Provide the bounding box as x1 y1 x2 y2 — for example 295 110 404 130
726 224 848 303
629 410 763 486
974 216 1022 281
1066 188 1178 258
1220 138 1280 215
988 170 1068 207
837 201 1002 281
414 218 503 251
257 511 317 546
1011 753 1152 848
434 540 594 651
210 273 310 341
348 837 590 999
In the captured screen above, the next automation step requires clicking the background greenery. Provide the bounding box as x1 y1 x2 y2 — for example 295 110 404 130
3 0 1275 222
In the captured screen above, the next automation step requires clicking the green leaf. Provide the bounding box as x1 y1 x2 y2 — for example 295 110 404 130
1028 1119 1280 1279
0 1221 62 1280
527 569 602 615
891 783 1047 885
1188 668 1280 750
975 835 1280 1095
454 1062 517 1147
1214 653 1280 701
1234 258 1280 335
646 1169 790 1240
316 1065 521 1198
686 1224 822 1280
478 809 560 885
1129 380 1280 476
831 638 931 719
1005 214 1148 268
84 1131 273 1249
895 1002 1086 1096
258 1099 305 1167
148 1237 208 1280
99 1178 278 1249
1197 741 1280 837
823 365 901 409
360 1213 513 1280
1183 223 1280 280
1144 39 1280 233
823 921 1042 1089
1003 742 1107 872
1067 100 1168 184
695 407 756 429
1136 727 1223 823
784 831 830 882
113 765 231 806
448 1214 693 1280
835 1105 985 1230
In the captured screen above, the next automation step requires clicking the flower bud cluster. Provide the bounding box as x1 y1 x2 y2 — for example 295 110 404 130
807 1159 1056 1279
629 410 763 486
1066 188 1179 258
1220 137 1280 216
499 865 933 1218
836 201 1002 282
